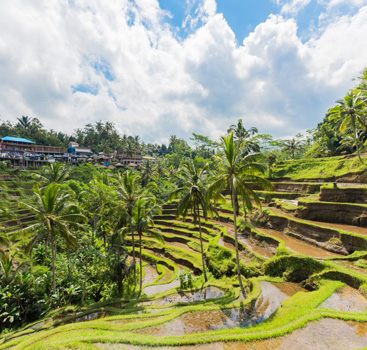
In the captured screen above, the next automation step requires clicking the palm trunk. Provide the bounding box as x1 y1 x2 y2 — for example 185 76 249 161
132 232 136 288
355 129 363 164
197 206 208 283
232 193 246 298
138 230 143 298
82 258 88 305
66 248 71 278
51 231 56 294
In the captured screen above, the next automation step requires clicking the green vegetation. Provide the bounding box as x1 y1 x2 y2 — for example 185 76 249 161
2 69 367 348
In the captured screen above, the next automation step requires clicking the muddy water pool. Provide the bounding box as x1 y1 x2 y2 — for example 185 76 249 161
319 285 367 312
140 286 225 307
134 281 306 336
97 319 367 350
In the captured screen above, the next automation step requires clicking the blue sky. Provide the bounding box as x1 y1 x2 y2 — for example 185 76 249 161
1 0 367 143
158 0 365 42
158 0 281 40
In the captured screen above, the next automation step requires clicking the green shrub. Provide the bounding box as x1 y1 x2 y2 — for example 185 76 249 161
206 242 236 278
264 255 325 282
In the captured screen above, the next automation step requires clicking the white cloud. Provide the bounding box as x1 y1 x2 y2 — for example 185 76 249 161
279 0 313 15
0 0 367 143
322 0 367 9
183 0 217 30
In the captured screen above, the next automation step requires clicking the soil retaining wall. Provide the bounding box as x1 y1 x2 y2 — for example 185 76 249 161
297 201 367 227
320 188 367 204
265 212 367 254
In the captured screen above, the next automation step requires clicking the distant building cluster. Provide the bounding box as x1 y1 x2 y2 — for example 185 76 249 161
0 136 155 168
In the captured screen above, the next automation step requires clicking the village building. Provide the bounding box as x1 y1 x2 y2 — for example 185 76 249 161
68 142 93 160
116 148 143 166
0 136 36 154
0 136 94 168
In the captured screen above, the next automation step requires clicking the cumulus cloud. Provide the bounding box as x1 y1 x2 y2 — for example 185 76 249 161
183 0 217 31
0 0 367 143
278 0 313 15
322 0 367 9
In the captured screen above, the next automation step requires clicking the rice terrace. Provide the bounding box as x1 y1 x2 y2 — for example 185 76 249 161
1 1 367 349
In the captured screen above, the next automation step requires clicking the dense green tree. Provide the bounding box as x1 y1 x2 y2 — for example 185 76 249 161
327 92 367 163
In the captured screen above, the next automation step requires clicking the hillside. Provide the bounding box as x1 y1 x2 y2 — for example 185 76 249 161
3 163 367 349
272 155 367 182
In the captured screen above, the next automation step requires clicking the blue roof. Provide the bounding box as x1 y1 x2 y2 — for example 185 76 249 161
1 136 35 144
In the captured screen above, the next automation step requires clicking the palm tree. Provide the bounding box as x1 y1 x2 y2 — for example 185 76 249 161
140 159 158 187
210 132 272 297
282 138 303 159
125 140 135 158
169 135 178 152
328 92 367 163
0 207 13 260
14 184 85 293
171 159 213 282
134 136 141 149
227 119 259 153
16 116 32 130
228 119 258 141
116 170 144 287
34 163 69 185
120 198 162 297
0 250 29 286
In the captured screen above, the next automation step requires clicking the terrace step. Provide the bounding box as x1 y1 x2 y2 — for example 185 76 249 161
263 206 367 254
297 200 367 227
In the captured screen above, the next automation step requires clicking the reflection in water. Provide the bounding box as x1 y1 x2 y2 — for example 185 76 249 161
319 285 367 313
144 277 180 296
140 286 225 307
136 281 306 336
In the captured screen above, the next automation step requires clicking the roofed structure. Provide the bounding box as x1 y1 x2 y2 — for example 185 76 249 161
1 136 35 144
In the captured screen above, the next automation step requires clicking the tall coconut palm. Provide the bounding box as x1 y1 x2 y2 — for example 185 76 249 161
328 92 367 163
282 138 303 159
227 119 259 152
140 159 158 187
35 163 70 185
16 116 32 130
120 197 162 297
227 119 258 141
116 170 144 287
14 184 85 293
171 159 211 282
125 140 135 158
210 132 272 297
169 135 178 152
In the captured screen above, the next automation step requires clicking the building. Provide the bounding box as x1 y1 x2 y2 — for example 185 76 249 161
0 136 36 154
34 145 68 158
0 136 48 167
116 148 143 166
68 142 93 159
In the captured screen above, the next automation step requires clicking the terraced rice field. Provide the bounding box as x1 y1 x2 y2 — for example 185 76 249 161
3 173 367 349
